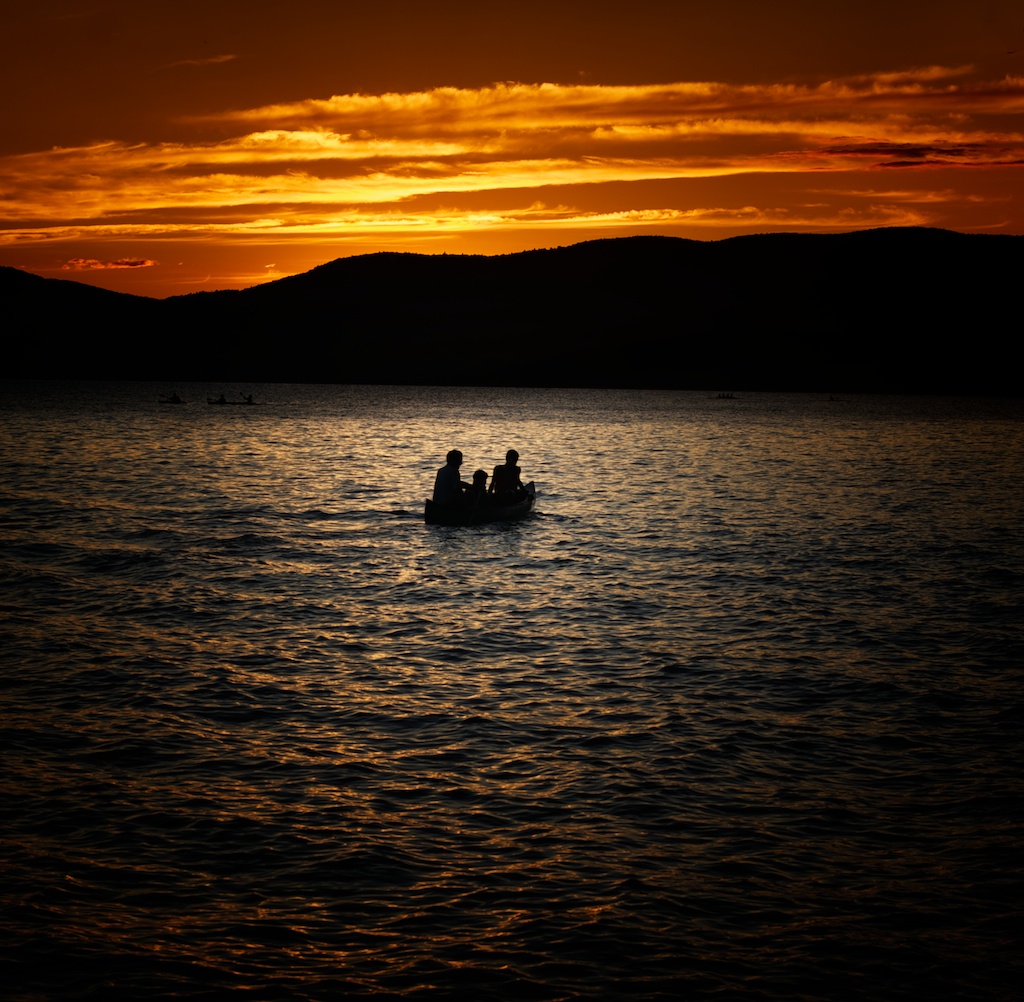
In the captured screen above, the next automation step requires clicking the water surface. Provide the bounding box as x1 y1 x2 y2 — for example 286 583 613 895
1 382 1021 1000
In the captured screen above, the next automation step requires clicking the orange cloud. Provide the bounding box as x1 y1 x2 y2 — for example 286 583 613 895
166 54 238 68
193 70 1024 138
2 67 1021 294
63 257 159 269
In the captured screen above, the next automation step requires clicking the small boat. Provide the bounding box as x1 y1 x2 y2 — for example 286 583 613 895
424 482 536 526
159 393 184 404
207 394 256 406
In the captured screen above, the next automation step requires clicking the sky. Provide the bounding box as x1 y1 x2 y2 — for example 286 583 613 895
2 1 1022 298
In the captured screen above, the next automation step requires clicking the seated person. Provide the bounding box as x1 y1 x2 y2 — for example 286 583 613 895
489 449 524 498
432 449 467 504
466 469 489 504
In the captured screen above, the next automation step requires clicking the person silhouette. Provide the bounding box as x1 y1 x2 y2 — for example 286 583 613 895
489 449 524 499
466 469 489 505
433 450 468 504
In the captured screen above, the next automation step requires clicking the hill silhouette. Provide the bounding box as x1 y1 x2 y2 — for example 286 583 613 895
5 228 1019 392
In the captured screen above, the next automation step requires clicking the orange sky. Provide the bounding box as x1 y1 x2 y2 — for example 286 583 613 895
2 1 1022 298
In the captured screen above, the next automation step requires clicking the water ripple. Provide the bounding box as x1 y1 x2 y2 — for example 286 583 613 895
1 383 1022 1000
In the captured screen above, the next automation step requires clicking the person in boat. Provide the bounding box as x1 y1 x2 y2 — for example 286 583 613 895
466 469 490 505
433 450 468 504
489 449 524 500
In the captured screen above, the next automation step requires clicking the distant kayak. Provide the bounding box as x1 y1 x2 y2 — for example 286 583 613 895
159 394 184 404
425 482 535 526
207 395 256 405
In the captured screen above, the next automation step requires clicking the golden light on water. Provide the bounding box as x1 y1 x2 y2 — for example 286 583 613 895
4 382 1022 996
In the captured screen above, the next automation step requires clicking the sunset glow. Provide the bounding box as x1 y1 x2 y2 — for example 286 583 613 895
2 3 1022 297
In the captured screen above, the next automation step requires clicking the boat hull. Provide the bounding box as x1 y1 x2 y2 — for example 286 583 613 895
424 483 535 526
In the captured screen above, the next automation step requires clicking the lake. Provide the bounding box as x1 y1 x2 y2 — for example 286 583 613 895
1 382 1021 1000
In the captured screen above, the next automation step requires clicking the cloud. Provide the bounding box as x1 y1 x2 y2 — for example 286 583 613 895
2 66 1021 259
193 69 1024 134
63 257 158 270
166 54 238 68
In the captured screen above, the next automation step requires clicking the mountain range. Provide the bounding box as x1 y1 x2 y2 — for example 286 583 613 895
4 228 1018 392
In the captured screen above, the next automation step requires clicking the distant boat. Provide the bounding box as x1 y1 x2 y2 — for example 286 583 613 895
425 483 536 526
159 393 184 404
207 394 256 406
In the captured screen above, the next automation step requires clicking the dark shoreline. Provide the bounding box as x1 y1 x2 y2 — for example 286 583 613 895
5 227 1020 394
